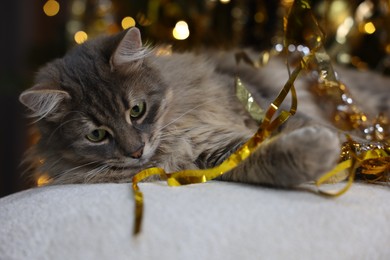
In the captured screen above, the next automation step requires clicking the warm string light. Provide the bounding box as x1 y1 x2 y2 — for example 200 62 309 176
362 21 376 34
121 16 136 29
43 0 60 17
37 174 51 187
336 17 354 44
172 21 190 40
74 31 88 44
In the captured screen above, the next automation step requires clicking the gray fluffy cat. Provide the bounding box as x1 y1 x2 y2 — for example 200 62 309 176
19 27 390 187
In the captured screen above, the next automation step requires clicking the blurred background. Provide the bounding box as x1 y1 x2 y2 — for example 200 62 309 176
1 0 389 197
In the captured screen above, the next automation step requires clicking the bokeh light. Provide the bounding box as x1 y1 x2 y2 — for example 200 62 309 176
72 0 86 16
43 0 60 17
172 21 190 40
74 31 88 44
363 22 376 34
336 17 354 44
121 16 136 29
37 174 51 187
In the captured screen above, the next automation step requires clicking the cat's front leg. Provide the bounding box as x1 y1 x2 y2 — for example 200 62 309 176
219 125 341 187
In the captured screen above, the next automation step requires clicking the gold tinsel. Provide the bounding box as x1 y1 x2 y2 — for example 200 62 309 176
281 0 390 195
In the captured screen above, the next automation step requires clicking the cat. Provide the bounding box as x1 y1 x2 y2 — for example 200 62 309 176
19 27 390 187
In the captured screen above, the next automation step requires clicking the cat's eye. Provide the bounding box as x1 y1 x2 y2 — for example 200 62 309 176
86 129 107 142
130 101 146 119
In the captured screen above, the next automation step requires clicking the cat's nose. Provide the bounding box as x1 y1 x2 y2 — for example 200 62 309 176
130 144 144 159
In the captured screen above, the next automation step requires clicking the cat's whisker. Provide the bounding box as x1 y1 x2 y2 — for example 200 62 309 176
84 164 110 183
49 160 106 184
60 160 102 176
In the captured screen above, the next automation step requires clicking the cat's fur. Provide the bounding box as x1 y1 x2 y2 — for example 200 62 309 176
19 28 390 187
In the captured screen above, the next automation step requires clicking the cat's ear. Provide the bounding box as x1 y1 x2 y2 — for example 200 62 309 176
19 84 70 121
111 27 146 69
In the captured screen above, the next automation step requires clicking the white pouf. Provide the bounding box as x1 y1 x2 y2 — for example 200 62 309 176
0 181 389 260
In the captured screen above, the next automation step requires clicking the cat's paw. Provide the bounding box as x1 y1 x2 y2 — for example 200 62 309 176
219 125 341 187
271 125 341 187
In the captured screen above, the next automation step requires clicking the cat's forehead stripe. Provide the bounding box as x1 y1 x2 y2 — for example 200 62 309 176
121 96 130 110
83 86 126 122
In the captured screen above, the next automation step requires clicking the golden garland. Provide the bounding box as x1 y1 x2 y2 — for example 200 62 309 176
284 0 389 194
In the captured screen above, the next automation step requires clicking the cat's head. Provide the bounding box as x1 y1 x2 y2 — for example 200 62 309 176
20 28 170 181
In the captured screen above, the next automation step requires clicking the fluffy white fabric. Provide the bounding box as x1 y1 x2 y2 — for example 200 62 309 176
0 181 389 260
